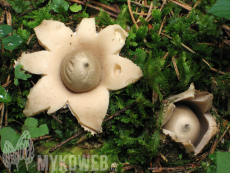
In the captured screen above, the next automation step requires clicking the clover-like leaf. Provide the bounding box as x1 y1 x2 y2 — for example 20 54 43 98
70 3 82 12
22 117 49 138
0 127 21 152
0 25 13 38
2 35 23 50
216 151 230 173
14 64 31 86
0 85 11 103
209 0 230 20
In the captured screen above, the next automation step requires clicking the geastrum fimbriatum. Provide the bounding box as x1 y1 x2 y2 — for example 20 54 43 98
161 83 218 155
19 18 142 134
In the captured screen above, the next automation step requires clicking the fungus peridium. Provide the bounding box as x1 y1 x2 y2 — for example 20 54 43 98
163 104 201 145
161 83 218 155
18 18 143 134
60 52 101 92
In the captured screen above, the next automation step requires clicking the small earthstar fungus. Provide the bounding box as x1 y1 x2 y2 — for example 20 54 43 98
19 18 142 134
161 83 218 155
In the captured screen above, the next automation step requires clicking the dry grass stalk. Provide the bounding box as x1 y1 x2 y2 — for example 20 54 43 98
158 16 166 35
128 0 138 29
168 0 192 11
145 1 153 21
0 103 5 128
160 0 167 11
163 52 169 60
187 1 200 18
131 1 151 8
172 56 180 80
68 0 118 18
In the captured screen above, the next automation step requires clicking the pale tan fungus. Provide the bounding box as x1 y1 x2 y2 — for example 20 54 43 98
60 51 101 92
19 18 143 134
163 104 201 145
161 83 218 155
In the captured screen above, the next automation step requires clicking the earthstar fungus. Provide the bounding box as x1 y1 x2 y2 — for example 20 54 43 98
161 83 218 155
19 18 142 134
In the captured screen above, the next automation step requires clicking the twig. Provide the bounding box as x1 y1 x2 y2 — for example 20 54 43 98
12 9 35 27
0 103 5 128
49 131 83 153
168 0 192 11
163 52 169 60
158 16 166 35
160 0 167 11
68 0 118 18
210 125 230 153
172 56 180 80
131 1 151 8
196 152 209 166
187 1 199 18
4 105 7 126
161 32 227 75
103 102 136 123
27 34 35 45
145 1 153 21
49 102 135 152
51 114 63 124
90 0 120 14
1 80 11 88
31 135 53 141
132 12 148 15
127 0 138 29
0 155 11 173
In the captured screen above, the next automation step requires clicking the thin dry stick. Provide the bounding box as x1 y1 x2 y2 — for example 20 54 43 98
4 106 7 126
49 131 84 153
0 103 5 128
196 152 209 166
131 1 151 8
172 56 180 80
127 0 138 29
168 0 192 11
187 1 199 18
145 1 153 21
163 52 169 60
27 34 35 45
51 114 63 124
1 80 11 88
158 16 166 35
210 125 230 154
90 0 120 14
202 59 226 75
161 32 226 74
0 155 11 173
132 12 148 15
160 0 167 11
31 135 53 141
49 102 136 152
103 102 136 123
68 0 118 18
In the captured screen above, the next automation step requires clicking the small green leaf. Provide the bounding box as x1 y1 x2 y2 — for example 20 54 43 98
22 117 49 138
14 78 19 86
217 151 230 173
209 153 217 164
209 0 230 20
0 86 11 103
15 64 31 81
2 35 23 50
70 3 82 12
0 25 13 38
0 127 21 152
